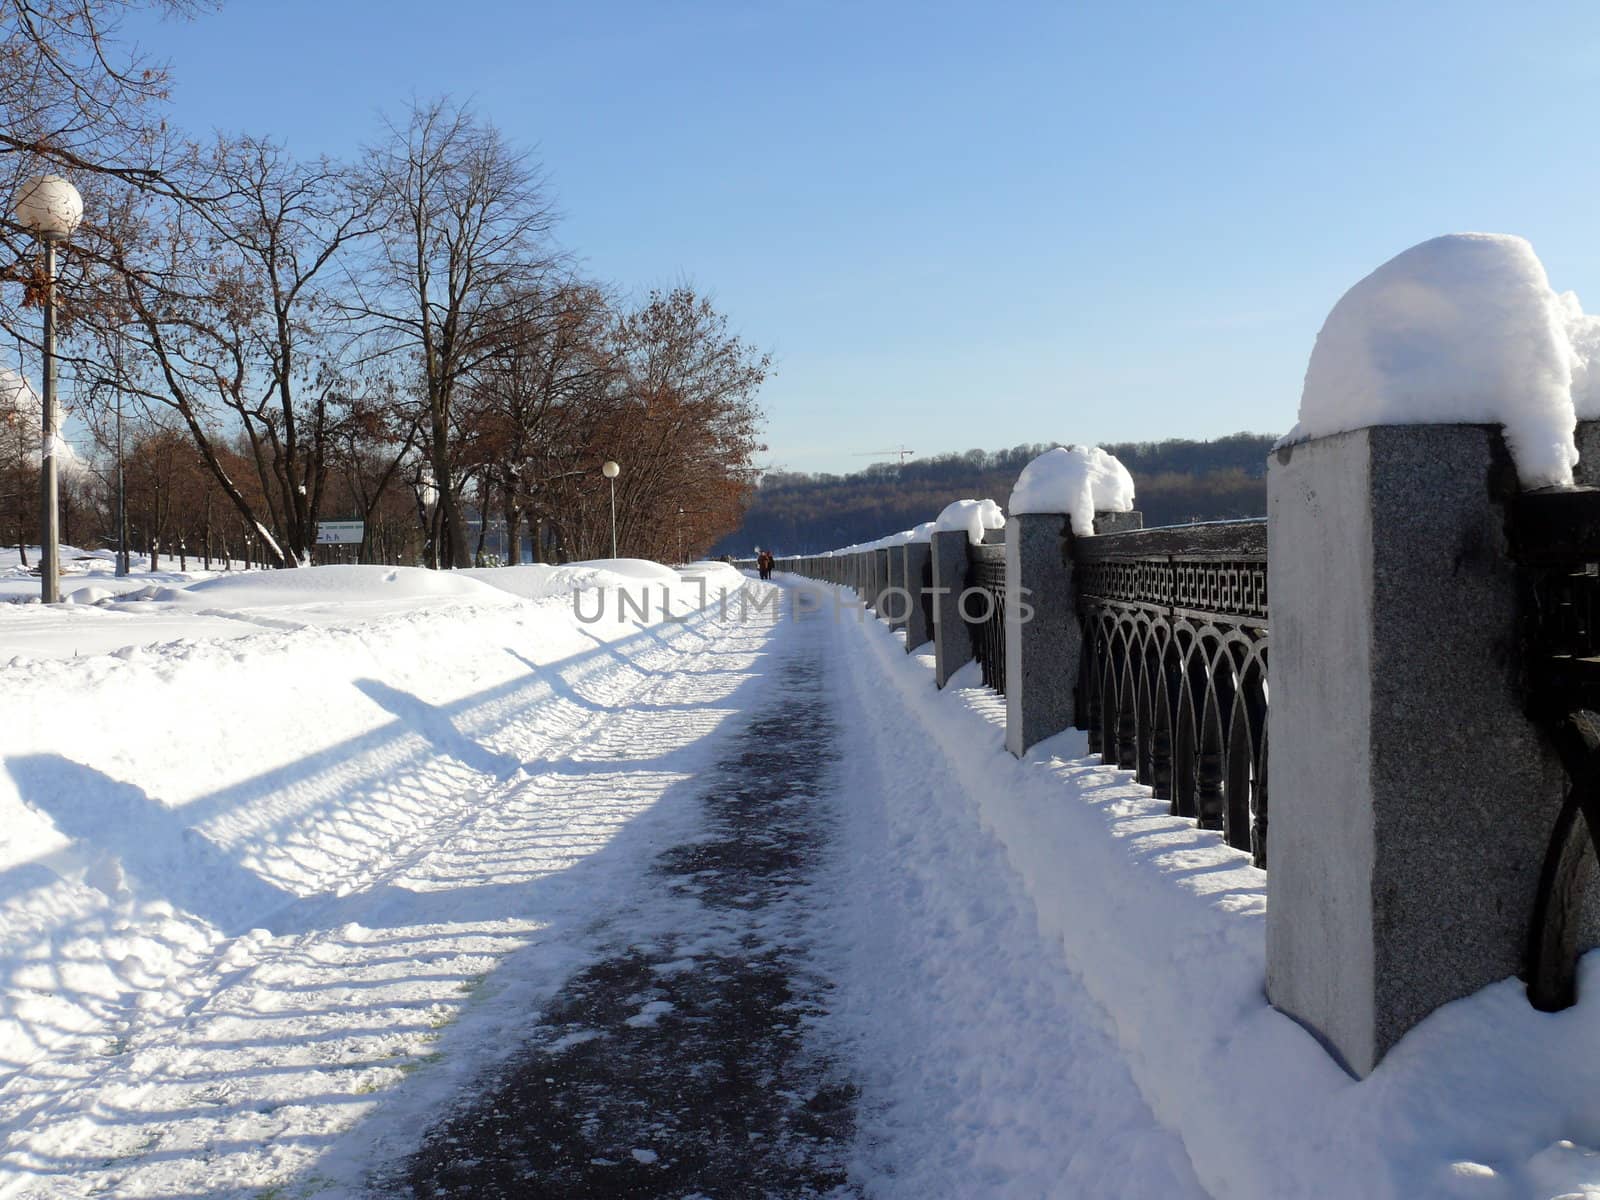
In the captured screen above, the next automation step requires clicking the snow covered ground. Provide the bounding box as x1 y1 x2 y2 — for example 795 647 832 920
0 562 1596 1197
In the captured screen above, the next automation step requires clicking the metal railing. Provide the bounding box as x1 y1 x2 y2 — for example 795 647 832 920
1072 519 1270 867
965 542 1007 695
1513 488 1600 1010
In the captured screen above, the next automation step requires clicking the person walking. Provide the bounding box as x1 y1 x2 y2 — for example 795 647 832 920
757 550 774 581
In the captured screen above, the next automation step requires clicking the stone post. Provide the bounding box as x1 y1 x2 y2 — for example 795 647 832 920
931 529 973 687
885 544 907 629
1004 510 1143 758
904 540 934 652
1265 423 1579 1077
872 548 890 616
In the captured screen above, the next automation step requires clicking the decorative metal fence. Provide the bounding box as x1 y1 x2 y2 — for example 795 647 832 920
1073 520 1270 867
1513 489 1600 1009
965 542 1008 695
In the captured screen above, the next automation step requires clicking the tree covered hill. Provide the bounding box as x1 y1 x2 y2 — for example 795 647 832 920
712 433 1279 556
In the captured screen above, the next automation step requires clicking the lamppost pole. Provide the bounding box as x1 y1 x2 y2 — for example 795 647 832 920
115 345 127 577
38 238 58 603
13 174 83 604
602 460 620 558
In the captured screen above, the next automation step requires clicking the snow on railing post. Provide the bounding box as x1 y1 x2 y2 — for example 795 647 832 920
1004 447 1141 757
1263 233 1600 1077
1005 507 1142 758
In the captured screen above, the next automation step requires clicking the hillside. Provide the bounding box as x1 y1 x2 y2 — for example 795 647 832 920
713 433 1279 555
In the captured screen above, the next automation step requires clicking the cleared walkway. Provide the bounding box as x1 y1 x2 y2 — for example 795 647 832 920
389 614 857 1198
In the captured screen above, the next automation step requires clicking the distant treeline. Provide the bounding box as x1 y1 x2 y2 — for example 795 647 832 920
712 433 1279 556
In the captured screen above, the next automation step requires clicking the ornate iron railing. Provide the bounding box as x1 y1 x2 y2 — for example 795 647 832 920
1513 488 1600 1010
1073 520 1270 867
917 551 935 645
965 542 1007 695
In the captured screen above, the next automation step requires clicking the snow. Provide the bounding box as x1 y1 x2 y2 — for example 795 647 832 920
932 497 1006 545
0 556 775 1196
821 579 1600 1200
1561 291 1600 421
1009 445 1136 535
1291 233 1582 489
0 552 745 663
3 551 1599 1196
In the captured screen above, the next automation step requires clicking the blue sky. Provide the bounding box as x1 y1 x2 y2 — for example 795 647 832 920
120 0 1600 474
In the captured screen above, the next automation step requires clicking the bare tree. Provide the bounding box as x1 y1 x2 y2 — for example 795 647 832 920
349 98 560 568
197 136 378 561
466 279 616 563
71 137 374 566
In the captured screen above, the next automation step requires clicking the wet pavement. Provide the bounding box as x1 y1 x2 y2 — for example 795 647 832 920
382 629 859 1199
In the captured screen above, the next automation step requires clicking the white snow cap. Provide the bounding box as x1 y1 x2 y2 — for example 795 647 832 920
933 498 1005 545
1291 233 1589 489
908 520 937 544
1010 445 1136 536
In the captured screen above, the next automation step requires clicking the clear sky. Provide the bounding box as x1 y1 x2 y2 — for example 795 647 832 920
118 0 1600 475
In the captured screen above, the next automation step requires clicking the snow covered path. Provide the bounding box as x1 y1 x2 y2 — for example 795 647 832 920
0 571 1209 1198
354 589 1202 1199
391 608 856 1197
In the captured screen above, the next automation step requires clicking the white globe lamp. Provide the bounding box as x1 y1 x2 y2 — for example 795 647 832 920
13 175 83 241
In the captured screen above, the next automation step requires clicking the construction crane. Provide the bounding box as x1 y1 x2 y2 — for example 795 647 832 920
854 445 916 466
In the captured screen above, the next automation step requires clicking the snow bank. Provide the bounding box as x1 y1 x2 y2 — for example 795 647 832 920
2 557 710 664
179 563 514 608
0 562 770 1192
565 557 680 583
676 560 746 587
1291 233 1581 488
1010 445 1136 535
933 498 1006 545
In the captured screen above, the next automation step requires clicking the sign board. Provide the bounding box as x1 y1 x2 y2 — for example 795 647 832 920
316 521 365 545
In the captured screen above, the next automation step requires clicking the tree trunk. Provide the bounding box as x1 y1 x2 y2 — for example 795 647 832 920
504 491 523 566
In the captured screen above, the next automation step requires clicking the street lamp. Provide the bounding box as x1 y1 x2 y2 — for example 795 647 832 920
602 460 619 558
13 174 83 604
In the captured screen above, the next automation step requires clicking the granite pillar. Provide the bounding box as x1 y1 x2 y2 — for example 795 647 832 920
931 529 973 688
1003 509 1142 758
1265 423 1580 1076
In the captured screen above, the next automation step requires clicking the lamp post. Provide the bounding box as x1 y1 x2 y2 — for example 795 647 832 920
13 175 83 604
602 460 619 558
114 335 128 577
677 506 684 564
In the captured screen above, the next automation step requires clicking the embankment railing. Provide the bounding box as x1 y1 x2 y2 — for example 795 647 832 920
740 422 1600 1078
965 541 1008 696
1073 520 1269 866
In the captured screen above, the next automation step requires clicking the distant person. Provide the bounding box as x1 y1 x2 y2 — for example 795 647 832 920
757 550 774 580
